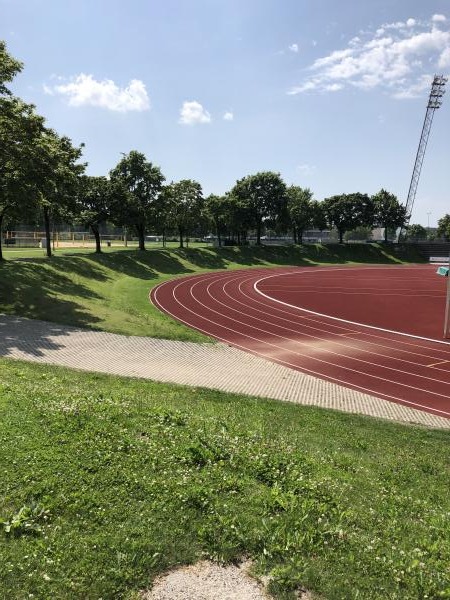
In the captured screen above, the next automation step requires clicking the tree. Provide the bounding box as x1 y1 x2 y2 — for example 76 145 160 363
344 226 373 242
310 200 327 235
323 193 373 243
231 172 287 245
0 44 43 260
372 189 408 242
437 214 450 241
204 194 228 246
168 180 203 248
286 186 313 244
153 184 174 247
34 129 85 257
109 151 165 251
405 223 428 241
0 42 85 259
0 40 23 96
77 176 111 253
219 192 253 245
0 98 43 259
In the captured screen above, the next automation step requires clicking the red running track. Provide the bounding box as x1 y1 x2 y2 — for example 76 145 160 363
150 265 450 419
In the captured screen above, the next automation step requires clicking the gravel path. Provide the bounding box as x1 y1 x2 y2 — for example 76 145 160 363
1 314 448 428
142 561 273 600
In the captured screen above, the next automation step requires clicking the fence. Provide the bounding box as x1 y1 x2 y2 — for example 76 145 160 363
2 231 128 249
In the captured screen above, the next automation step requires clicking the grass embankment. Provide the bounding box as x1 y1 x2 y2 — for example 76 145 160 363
0 243 423 341
0 359 449 599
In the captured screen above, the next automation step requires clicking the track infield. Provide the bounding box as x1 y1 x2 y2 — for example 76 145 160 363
151 265 450 419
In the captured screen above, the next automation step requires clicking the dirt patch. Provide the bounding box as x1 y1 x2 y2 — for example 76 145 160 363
141 560 272 600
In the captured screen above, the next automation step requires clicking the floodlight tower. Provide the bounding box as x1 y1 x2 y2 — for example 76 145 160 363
403 74 447 225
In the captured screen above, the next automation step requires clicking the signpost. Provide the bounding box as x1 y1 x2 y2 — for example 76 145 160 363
437 255 450 338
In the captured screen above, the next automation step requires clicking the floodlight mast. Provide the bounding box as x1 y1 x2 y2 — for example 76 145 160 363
402 75 447 232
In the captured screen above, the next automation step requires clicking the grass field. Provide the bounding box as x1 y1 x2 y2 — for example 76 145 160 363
3 242 445 599
0 243 423 341
0 359 449 599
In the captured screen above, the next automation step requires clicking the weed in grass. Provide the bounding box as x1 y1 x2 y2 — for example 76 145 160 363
1 502 50 536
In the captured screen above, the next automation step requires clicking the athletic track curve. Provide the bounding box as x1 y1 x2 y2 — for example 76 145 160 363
151 265 450 419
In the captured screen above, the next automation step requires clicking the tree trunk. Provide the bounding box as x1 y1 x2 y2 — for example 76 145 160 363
0 211 4 261
179 227 184 248
217 225 221 247
339 229 344 244
162 229 166 248
384 224 388 242
92 225 101 253
256 220 262 245
293 226 298 244
298 229 303 244
137 226 146 251
43 206 52 257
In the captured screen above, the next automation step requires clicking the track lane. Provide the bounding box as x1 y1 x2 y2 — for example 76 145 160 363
151 266 450 418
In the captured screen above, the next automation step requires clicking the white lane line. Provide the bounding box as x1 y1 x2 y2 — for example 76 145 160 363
427 359 450 368
230 275 450 375
212 274 450 386
151 275 450 418
232 272 450 363
180 274 450 399
254 267 450 347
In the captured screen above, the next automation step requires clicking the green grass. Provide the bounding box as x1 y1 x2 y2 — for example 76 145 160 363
0 359 449 599
0 243 424 341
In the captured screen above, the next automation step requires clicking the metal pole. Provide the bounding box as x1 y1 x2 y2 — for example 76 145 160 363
444 253 450 339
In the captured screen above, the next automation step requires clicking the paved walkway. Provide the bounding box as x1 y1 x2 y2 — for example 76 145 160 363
1 314 448 429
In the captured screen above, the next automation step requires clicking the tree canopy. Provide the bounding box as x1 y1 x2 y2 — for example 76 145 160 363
372 189 408 242
436 214 450 241
231 172 287 245
77 176 111 253
286 186 313 244
0 40 23 95
323 193 373 243
167 179 203 248
404 223 428 241
109 151 165 251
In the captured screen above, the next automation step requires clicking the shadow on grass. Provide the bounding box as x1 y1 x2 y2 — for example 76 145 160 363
0 261 102 330
70 248 194 278
174 243 423 269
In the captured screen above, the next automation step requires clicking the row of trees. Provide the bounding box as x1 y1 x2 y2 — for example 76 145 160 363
2 41 449 261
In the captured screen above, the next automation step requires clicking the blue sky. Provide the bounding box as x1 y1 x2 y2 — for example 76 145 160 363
2 0 450 226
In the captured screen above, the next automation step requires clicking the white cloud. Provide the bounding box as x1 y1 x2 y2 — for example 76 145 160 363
179 101 211 125
223 111 234 121
324 83 343 91
432 14 446 23
296 164 316 175
438 46 450 68
287 81 317 95
392 74 431 99
289 43 299 53
288 14 450 98
44 73 150 112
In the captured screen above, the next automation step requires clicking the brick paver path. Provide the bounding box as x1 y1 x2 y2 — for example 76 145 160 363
1 314 448 429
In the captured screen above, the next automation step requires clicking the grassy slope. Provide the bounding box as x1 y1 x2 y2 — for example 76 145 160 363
0 359 449 600
0 243 423 342
3 243 445 600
